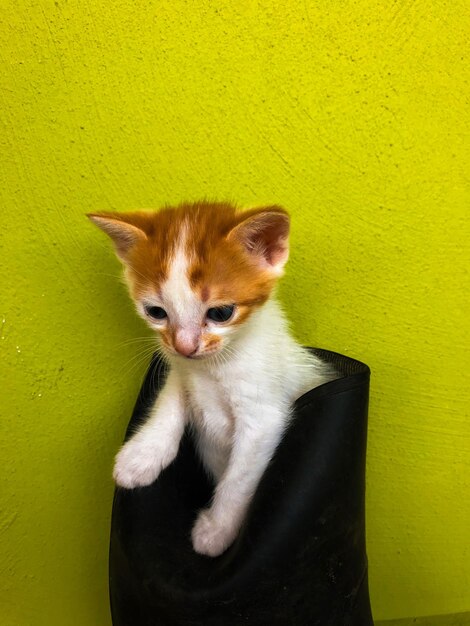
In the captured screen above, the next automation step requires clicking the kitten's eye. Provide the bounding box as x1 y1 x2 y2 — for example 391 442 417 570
145 306 167 321
206 305 235 323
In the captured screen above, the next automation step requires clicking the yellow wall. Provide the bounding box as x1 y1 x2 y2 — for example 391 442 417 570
1 1 469 623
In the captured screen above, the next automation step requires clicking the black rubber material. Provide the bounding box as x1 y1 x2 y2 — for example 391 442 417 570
109 348 374 625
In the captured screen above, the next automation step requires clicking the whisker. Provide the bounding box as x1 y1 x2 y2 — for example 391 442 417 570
117 346 158 380
116 336 157 348
95 272 127 281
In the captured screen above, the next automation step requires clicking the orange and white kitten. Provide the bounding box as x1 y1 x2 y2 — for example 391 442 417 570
89 201 335 557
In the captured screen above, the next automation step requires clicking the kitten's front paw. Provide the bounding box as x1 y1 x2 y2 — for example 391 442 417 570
191 509 238 557
113 437 177 489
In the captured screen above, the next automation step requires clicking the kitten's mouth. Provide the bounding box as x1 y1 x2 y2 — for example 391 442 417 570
183 350 220 360
186 351 214 360
163 345 222 360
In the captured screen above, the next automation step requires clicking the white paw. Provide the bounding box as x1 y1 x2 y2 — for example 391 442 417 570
113 436 177 489
191 509 238 557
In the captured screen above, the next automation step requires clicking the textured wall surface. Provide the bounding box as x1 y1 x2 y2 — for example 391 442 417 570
1 1 469 624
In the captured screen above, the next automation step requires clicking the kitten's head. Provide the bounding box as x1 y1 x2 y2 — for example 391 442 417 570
88 201 289 360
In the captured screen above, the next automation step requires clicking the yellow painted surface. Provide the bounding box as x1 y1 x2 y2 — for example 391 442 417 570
377 614 470 626
1 1 469 624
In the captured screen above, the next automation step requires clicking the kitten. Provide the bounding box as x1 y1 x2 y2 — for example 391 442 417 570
88 201 335 557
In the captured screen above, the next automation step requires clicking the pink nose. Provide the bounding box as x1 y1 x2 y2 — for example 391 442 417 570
174 331 199 357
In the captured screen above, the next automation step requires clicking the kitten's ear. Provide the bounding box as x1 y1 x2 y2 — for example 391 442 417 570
87 212 148 260
228 206 290 274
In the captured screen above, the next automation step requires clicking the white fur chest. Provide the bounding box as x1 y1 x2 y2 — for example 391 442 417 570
183 367 235 448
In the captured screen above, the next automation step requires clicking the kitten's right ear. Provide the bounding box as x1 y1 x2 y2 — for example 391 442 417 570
227 206 290 275
87 212 148 260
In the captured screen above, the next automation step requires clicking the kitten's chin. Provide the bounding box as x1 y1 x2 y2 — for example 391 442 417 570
188 349 221 361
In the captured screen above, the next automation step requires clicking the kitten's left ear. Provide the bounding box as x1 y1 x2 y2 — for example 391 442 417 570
228 206 290 274
87 212 148 260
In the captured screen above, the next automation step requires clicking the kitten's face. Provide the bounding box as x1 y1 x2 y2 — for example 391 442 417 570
89 202 289 360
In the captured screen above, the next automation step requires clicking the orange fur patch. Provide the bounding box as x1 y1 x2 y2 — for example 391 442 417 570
203 334 222 351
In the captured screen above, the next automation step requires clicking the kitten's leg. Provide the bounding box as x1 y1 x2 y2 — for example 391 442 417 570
113 369 186 489
192 405 287 557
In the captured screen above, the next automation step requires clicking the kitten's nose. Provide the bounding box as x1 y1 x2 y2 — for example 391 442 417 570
174 331 199 357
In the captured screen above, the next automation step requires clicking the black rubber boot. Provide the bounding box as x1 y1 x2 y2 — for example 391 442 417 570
109 348 374 625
